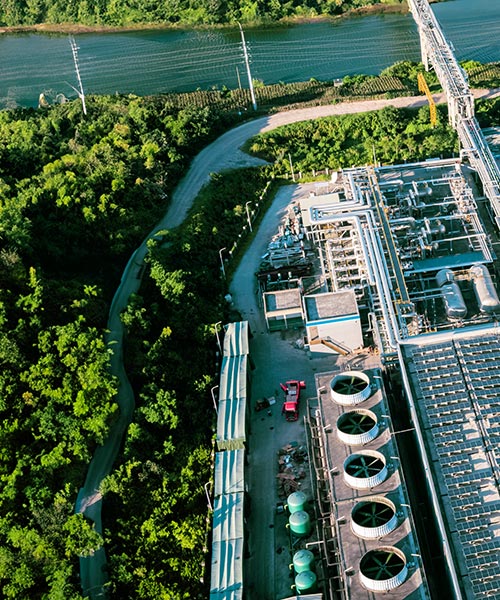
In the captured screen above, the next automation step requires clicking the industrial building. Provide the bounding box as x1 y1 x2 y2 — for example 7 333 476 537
279 158 500 599
212 155 496 600
211 157 500 599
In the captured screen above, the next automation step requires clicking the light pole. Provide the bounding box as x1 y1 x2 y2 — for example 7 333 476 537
214 321 222 354
211 385 219 413
245 201 253 232
219 247 226 279
204 481 212 511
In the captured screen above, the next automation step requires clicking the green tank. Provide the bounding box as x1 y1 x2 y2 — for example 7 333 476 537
288 510 311 537
294 569 317 594
292 549 315 573
286 491 307 514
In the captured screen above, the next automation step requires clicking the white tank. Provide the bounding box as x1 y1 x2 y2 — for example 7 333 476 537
435 268 454 288
436 269 467 319
441 282 467 319
470 264 500 313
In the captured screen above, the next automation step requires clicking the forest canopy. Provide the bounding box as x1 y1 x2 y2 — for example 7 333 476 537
0 0 404 27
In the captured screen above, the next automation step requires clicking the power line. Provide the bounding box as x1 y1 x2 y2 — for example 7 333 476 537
69 35 87 116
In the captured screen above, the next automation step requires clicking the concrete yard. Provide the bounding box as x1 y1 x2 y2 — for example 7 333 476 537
229 183 334 599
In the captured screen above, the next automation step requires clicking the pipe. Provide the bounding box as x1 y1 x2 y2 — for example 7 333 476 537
307 212 376 288
390 217 417 228
305 172 500 349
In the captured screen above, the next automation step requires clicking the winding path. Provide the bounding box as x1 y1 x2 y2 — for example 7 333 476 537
75 89 500 598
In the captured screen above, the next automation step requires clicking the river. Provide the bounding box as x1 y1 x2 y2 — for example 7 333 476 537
0 0 498 110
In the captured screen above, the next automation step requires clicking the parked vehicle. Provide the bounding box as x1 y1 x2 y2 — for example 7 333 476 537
280 380 306 421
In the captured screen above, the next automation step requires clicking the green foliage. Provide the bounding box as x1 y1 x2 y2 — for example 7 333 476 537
101 165 275 598
464 61 500 89
0 0 399 26
0 94 236 598
1 73 499 600
250 104 459 175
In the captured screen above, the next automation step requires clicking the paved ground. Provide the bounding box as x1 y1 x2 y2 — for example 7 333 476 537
228 183 335 599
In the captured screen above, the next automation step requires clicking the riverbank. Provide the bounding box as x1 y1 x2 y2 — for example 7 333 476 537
0 1 444 36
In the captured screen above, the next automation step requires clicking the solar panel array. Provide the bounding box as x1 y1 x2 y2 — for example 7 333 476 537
411 336 500 598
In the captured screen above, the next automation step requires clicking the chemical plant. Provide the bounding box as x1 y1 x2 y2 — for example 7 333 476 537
210 157 500 600
209 0 500 597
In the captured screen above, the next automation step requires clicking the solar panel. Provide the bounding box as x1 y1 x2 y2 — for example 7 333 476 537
411 336 500 598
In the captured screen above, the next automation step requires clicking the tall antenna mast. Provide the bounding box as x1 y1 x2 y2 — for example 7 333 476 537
69 35 87 116
238 23 257 111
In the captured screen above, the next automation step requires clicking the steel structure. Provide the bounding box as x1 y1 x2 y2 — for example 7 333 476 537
407 0 500 227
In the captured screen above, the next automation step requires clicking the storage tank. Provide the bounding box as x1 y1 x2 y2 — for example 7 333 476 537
286 491 307 515
470 264 500 313
294 570 317 594
436 269 467 319
441 282 467 319
435 268 454 288
291 549 315 574
288 510 311 537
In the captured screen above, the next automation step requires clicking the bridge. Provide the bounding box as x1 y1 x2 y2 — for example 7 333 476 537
407 0 500 228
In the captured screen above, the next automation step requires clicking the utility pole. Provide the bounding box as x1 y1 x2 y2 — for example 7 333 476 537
238 23 257 111
289 153 295 182
69 35 87 116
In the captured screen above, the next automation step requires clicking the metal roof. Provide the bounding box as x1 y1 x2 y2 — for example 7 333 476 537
219 355 247 402
210 493 245 600
216 398 247 451
209 539 243 600
212 492 244 542
214 450 245 497
223 321 249 357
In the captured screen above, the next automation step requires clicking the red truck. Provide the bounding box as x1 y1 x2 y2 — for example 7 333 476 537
280 380 306 421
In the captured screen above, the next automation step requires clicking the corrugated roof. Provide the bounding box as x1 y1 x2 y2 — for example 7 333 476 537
223 321 249 357
210 494 245 599
214 450 245 497
216 399 246 451
212 493 244 542
219 355 247 402
210 539 243 600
